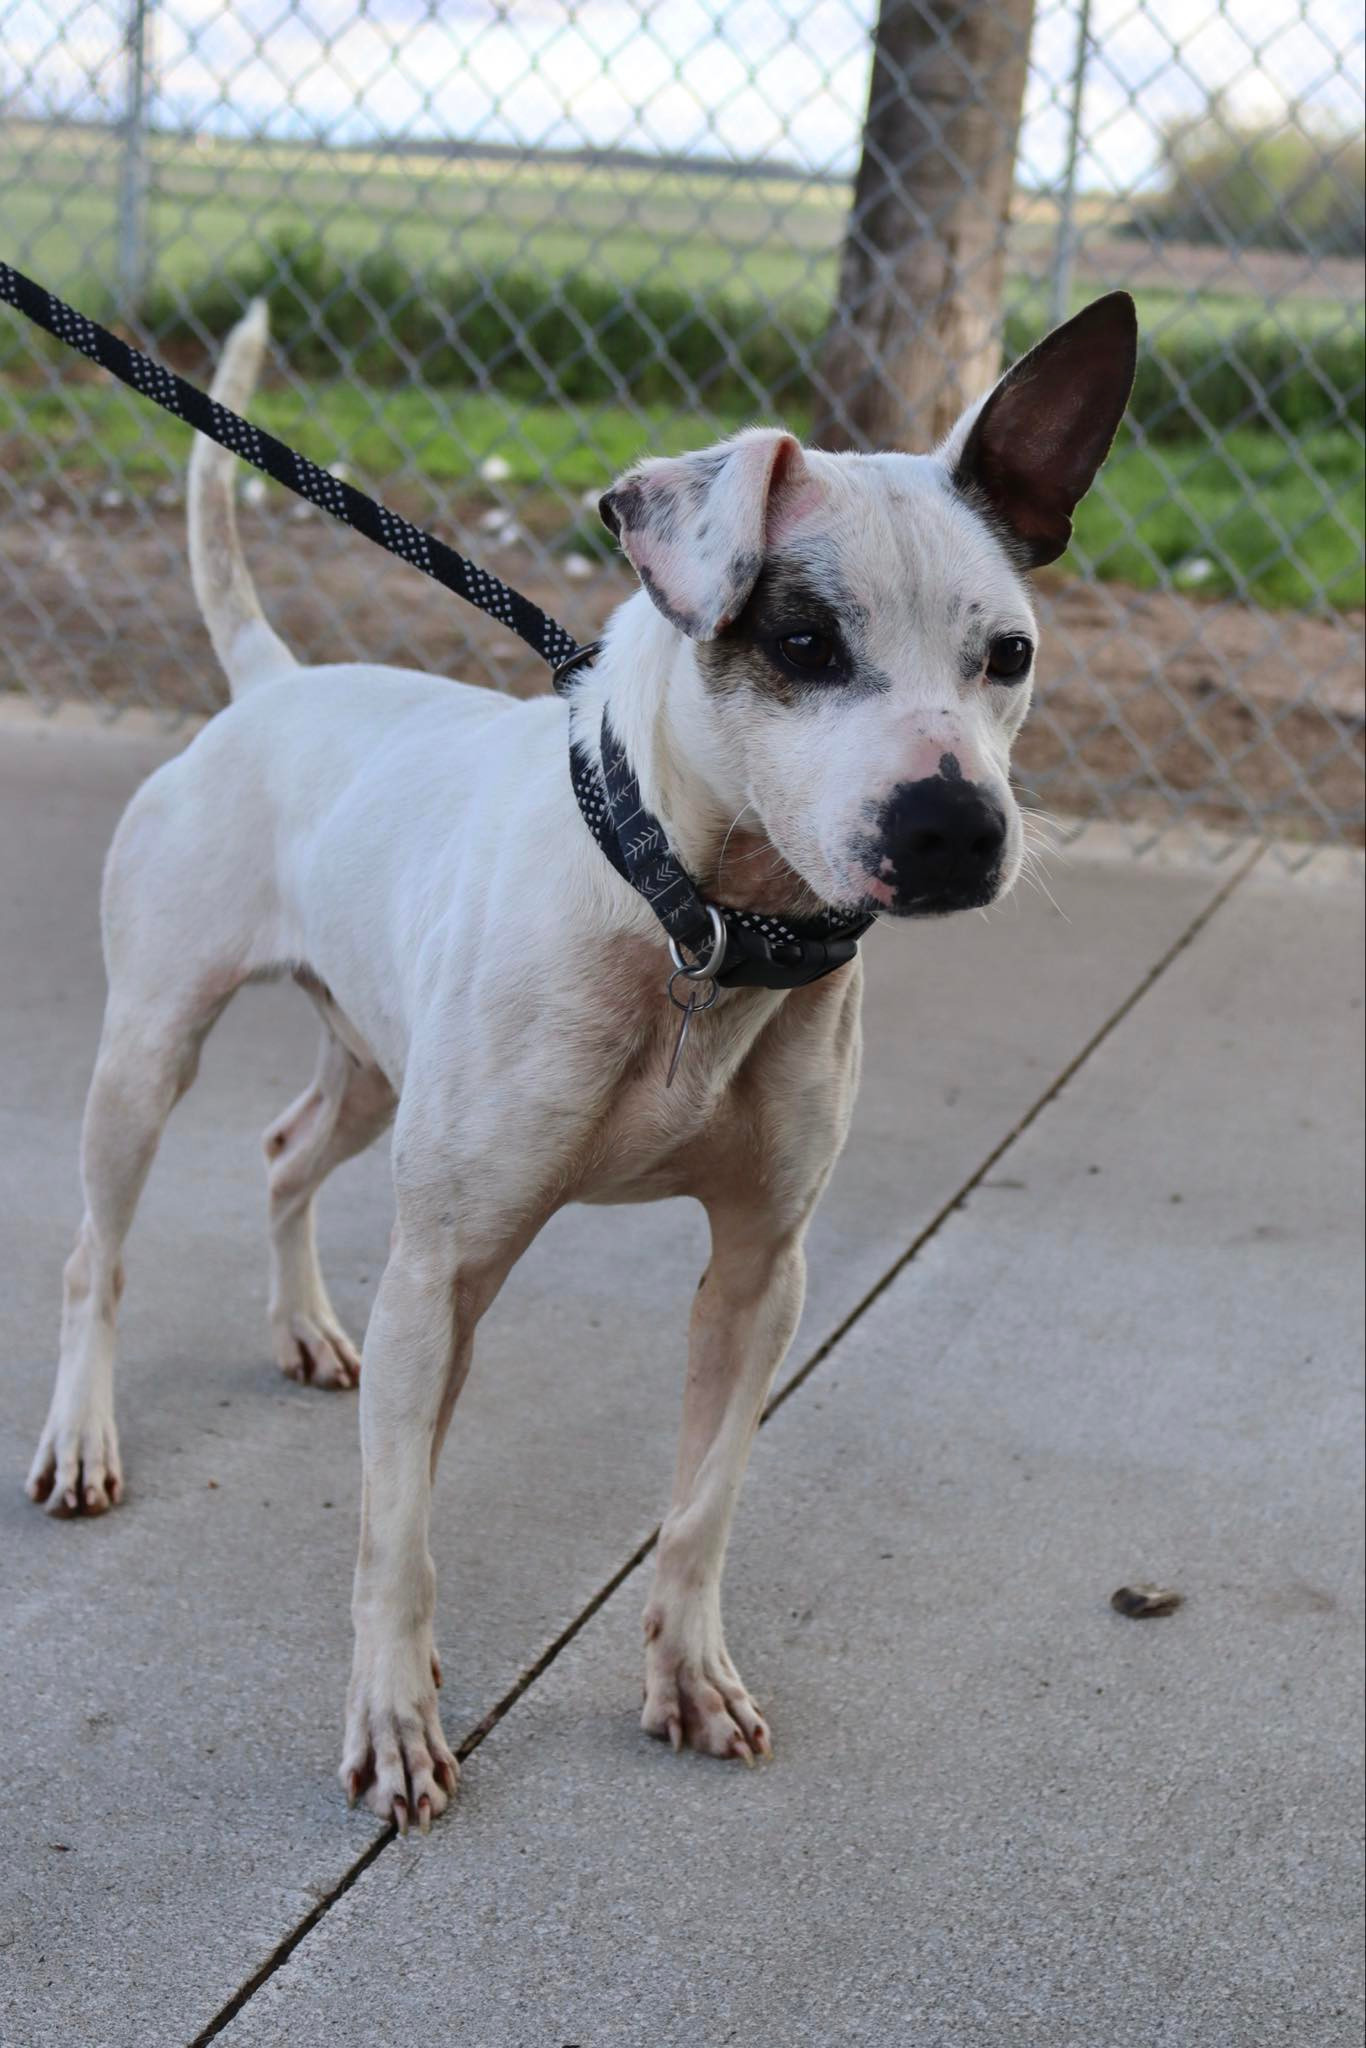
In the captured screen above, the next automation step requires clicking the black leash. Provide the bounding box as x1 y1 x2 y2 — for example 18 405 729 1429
2 262 871 1006
0 261 580 675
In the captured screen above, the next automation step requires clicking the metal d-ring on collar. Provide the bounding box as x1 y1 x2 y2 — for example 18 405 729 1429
668 902 726 985
667 902 726 1022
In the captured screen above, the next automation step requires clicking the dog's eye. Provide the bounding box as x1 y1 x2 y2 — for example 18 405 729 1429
986 635 1033 682
775 630 841 677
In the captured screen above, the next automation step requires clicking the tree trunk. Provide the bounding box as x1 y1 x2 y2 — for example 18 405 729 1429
812 0 1036 452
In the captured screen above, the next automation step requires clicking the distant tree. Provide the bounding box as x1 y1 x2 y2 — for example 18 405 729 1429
1137 110 1365 258
812 0 1036 452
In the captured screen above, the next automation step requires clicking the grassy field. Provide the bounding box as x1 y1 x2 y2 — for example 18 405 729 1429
3 122 1362 611
6 122 849 306
3 374 1360 611
7 119 1360 332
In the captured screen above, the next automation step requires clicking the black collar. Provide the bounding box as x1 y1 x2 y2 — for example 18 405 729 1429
558 647 873 992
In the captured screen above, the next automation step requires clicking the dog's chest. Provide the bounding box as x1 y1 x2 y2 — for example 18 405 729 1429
573 984 781 1205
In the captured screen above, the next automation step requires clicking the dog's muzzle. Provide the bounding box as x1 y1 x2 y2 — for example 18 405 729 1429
867 775 1008 916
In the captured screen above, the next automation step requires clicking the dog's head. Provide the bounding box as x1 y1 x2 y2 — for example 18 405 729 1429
600 294 1137 918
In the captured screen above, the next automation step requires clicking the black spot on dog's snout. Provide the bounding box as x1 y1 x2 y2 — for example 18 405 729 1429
862 775 1007 917
939 752 964 782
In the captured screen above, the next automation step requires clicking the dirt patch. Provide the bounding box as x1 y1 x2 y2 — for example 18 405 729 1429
2 501 1360 844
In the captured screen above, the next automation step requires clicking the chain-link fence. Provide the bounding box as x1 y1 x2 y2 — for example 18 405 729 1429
2 0 1362 855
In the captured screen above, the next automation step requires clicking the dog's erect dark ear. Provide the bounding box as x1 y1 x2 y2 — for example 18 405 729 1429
944 292 1138 569
600 429 819 639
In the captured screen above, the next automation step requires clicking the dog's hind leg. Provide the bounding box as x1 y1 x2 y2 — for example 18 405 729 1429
27 979 240 1516
263 1031 395 1389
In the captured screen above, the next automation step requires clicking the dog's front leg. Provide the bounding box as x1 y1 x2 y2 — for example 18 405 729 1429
340 1223 509 1833
640 1210 809 1764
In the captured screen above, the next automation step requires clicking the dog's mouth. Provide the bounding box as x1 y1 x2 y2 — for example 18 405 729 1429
863 869 1006 919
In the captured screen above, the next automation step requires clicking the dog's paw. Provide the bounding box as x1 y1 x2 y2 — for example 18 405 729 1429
26 1409 123 1516
341 1641 458 1833
273 1311 361 1390
641 1615 772 1765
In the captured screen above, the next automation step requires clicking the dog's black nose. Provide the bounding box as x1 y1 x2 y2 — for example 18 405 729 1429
874 776 1008 914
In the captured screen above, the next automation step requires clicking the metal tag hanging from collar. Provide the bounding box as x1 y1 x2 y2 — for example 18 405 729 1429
664 906 726 1087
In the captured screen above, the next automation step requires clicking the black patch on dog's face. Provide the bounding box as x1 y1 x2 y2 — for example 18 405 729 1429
696 549 885 708
955 600 989 681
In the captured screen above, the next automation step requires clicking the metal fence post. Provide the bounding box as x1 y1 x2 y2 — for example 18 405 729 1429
1049 0 1092 328
116 0 152 316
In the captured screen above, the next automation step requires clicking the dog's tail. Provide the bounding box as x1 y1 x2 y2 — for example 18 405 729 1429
187 298 298 696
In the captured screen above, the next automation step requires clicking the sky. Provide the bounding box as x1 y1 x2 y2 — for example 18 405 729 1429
4 0 1363 190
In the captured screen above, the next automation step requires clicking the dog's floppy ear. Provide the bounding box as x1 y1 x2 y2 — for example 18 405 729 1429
600 429 817 639
942 292 1137 568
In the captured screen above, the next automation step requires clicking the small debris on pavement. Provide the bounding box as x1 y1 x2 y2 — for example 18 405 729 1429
1111 1582 1183 1618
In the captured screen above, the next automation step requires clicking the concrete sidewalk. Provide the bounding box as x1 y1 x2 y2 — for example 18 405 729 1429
0 709 1361 2047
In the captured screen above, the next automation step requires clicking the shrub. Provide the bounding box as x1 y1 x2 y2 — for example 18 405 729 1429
142 227 1365 440
1132 111 1365 258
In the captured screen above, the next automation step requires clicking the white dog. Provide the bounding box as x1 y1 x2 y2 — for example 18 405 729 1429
26 292 1136 1831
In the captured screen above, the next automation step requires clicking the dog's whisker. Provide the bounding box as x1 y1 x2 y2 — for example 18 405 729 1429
715 800 758 886
721 841 783 872
1014 851 1070 922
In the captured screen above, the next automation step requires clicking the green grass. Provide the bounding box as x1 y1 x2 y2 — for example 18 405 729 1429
2 371 1359 611
1068 426 1365 610
0 375 702 493
1 122 850 308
